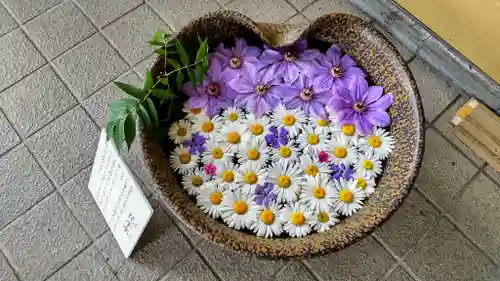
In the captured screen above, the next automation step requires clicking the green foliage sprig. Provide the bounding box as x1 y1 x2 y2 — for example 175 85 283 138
106 30 209 151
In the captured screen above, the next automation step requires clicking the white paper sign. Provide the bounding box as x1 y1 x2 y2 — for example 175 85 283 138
88 130 153 258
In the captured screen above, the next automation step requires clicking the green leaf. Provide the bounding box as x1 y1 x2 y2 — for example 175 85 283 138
110 98 138 111
137 104 152 132
176 41 189 66
202 56 209 71
154 48 166 55
195 64 204 85
176 71 183 88
168 99 176 120
151 88 175 99
105 121 115 141
143 71 153 91
144 98 159 128
187 69 196 87
114 82 146 100
158 77 170 86
167 58 181 69
124 113 136 150
195 39 208 64
113 117 126 151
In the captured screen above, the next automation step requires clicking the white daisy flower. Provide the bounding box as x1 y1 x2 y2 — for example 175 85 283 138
182 102 205 120
308 114 333 135
192 113 221 139
268 161 304 204
201 138 233 165
300 174 335 213
331 123 359 145
242 113 271 142
197 182 224 219
327 135 358 166
250 203 283 238
358 127 394 160
220 107 245 124
168 119 192 144
297 125 328 154
312 209 340 232
181 168 211 196
216 122 247 153
235 161 268 194
353 170 376 196
332 179 366 216
299 154 332 178
280 202 314 237
271 104 306 137
270 140 301 165
215 161 239 191
220 190 259 230
237 138 269 166
355 152 382 178
169 146 198 175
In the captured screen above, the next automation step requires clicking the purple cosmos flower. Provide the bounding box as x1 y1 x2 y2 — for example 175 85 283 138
254 183 277 206
307 44 365 92
327 75 393 135
182 59 236 116
331 163 354 181
229 67 292 116
265 126 288 148
260 39 319 84
210 38 263 78
282 74 330 119
183 132 206 154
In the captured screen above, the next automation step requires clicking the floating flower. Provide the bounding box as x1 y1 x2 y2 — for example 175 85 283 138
355 152 382 178
270 140 301 165
216 122 247 153
260 39 319 84
197 182 224 219
238 138 269 166
312 209 340 232
182 102 205 120
331 163 354 181
235 161 268 194
353 170 376 196
307 43 365 92
332 179 366 216
268 161 304 204
264 126 289 148
327 135 358 166
192 112 222 139
283 75 330 119
182 59 237 116
254 182 277 207
331 123 359 145
211 38 263 78
203 163 217 176
299 154 331 178
242 113 271 142
281 202 314 237
301 174 335 213
229 67 292 116
358 127 394 160
250 203 283 237
215 161 239 191
220 107 245 124
182 132 206 154
327 75 393 135
168 119 192 145
202 138 233 165
297 125 328 154
271 104 306 137
169 147 198 175
181 168 211 196
220 190 259 230
317 151 329 163
309 114 333 135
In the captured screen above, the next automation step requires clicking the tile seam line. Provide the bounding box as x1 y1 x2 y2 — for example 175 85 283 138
151 248 198 281
93 0 146 30
143 0 177 32
1 0 66 26
301 259 325 281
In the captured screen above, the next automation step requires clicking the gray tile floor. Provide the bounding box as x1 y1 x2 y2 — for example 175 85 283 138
0 0 498 280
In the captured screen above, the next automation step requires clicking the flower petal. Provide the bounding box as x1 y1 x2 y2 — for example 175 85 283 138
181 82 199 97
368 93 393 110
354 114 373 135
327 96 350 111
343 66 366 78
326 44 342 65
229 77 255 93
340 54 358 68
208 58 223 80
188 95 208 109
234 38 247 56
337 109 356 124
348 75 368 102
364 86 383 104
242 45 261 58
260 49 282 65
283 64 301 85
309 102 328 120
366 110 391 127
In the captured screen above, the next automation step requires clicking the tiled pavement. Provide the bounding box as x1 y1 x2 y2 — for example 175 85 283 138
0 0 498 280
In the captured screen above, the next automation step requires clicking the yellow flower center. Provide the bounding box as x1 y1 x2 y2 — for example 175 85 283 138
290 212 305 225
221 170 234 182
227 132 240 144
282 114 296 126
368 136 382 148
191 176 203 187
190 108 202 114
247 149 260 160
277 175 291 188
339 190 353 203
312 186 325 199
317 212 329 223
250 124 263 135
279 146 291 158
260 210 274 225
227 112 238 121
362 160 373 170
233 200 248 215
179 153 191 164
211 147 223 159
305 165 318 177
307 134 319 145
177 127 187 137
209 192 222 205
317 119 328 126
333 147 346 158
341 124 355 136
356 178 367 189
244 172 258 184
201 121 214 133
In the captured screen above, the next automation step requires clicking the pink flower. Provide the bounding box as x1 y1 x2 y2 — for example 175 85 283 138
318 151 329 163
203 163 216 176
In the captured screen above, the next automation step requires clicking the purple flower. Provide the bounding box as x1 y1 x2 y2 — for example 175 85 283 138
265 126 288 148
308 44 365 92
210 38 263 78
182 59 236 116
331 163 354 181
183 132 206 154
327 75 393 135
282 74 330 120
254 183 277 206
260 39 319 84
229 67 292 116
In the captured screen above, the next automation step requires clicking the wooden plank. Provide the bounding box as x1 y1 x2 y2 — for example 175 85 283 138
453 125 500 172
